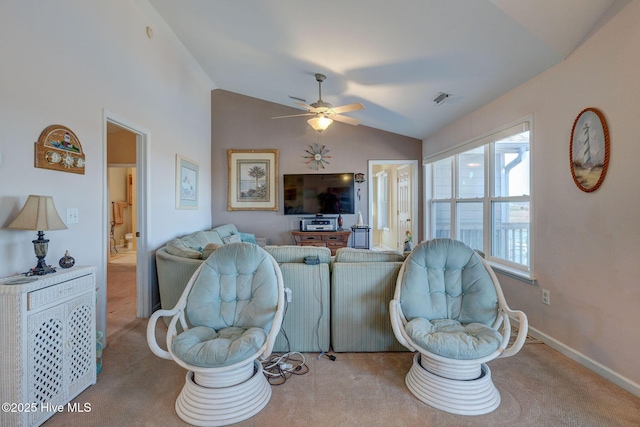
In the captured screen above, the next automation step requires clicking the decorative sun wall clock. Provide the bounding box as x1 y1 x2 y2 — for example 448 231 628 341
34 125 86 174
304 143 331 170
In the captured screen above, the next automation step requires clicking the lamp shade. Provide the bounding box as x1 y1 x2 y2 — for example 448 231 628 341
307 115 333 132
7 195 67 231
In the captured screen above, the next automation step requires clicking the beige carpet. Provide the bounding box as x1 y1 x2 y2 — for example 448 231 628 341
42 319 640 427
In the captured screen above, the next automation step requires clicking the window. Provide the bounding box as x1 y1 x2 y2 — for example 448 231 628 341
426 120 531 276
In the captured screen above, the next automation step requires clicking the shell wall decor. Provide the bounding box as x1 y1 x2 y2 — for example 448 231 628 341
35 125 86 174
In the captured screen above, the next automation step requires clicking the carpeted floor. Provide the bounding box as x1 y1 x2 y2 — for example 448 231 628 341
43 319 640 427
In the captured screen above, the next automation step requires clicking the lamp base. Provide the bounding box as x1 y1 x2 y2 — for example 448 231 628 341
26 263 57 276
26 233 57 276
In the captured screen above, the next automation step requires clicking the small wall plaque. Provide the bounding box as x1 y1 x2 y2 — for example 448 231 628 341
35 125 85 174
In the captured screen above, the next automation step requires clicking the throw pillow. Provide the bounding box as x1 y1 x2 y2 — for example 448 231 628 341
222 234 242 244
201 243 223 259
239 232 257 244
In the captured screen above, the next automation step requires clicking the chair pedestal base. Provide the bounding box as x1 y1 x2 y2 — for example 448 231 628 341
175 361 271 426
406 353 500 416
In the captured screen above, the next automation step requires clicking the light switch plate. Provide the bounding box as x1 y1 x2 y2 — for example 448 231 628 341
66 208 79 224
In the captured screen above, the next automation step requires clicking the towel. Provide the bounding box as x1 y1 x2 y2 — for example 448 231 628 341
113 201 128 224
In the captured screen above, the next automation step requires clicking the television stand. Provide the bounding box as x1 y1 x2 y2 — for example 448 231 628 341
291 230 351 256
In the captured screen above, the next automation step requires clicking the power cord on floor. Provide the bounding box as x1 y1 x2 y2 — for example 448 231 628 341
261 351 309 385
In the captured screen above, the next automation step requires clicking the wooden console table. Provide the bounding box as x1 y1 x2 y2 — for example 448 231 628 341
292 230 351 255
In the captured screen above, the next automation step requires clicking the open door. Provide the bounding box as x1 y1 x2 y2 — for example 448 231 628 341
396 165 413 251
368 160 418 252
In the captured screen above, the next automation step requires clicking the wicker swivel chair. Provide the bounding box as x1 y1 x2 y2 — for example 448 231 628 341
147 242 284 426
389 239 528 415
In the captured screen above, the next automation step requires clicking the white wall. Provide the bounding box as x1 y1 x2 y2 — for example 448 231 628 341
423 1 640 392
0 0 213 335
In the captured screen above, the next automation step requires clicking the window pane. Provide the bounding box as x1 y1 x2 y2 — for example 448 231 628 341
457 202 483 251
433 202 451 238
433 157 452 199
492 201 529 266
458 147 484 198
494 131 530 197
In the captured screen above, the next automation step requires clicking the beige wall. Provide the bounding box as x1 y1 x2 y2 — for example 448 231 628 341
211 90 422 246
423 1 640 393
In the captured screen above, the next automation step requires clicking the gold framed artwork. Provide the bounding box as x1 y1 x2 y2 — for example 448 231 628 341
228 149 278 211
569 107 610 193
34 125 86 174
176 154 199 209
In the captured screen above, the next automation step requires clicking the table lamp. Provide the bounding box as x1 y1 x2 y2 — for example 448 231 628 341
7 195 68 275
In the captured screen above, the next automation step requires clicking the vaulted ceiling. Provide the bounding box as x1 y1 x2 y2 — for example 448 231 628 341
145 0 626 139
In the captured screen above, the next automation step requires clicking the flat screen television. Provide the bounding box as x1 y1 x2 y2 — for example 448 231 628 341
283 173 355 215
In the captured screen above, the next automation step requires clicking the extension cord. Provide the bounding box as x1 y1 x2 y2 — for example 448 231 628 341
279 363 293 370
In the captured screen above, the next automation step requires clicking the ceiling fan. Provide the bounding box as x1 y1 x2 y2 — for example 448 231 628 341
272 73 364 132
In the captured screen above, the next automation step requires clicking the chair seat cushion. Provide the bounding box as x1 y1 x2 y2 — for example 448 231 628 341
405 318 502 360
172 325 267 367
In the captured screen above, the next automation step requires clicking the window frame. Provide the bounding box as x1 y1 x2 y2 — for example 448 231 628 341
424 118 534 281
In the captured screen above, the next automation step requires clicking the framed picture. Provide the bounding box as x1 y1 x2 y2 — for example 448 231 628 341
228 149 279 211
34 124 86 174
176 154 199 209
570 107 610 193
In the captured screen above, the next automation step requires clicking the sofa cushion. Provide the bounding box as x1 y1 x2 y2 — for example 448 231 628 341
213 223 239 240
222 234 242 244
165 230 225 259
334 247 405 263
201 243 223 259
264 245 332 264
240 232 257 244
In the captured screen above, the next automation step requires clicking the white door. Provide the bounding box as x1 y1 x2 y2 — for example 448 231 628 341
397 166 412 251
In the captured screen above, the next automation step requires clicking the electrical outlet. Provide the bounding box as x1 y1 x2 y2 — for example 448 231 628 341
66 208 79 224
541 289 550 305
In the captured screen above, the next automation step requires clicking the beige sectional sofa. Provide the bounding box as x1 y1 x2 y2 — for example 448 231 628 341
263 245 331 353
154 225 406 353
330 248 406 352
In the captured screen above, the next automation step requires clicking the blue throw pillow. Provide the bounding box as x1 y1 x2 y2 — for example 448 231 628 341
239 232 257 244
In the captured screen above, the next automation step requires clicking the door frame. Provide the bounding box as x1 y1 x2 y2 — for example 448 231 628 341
368 160 419 250
102 110 151 341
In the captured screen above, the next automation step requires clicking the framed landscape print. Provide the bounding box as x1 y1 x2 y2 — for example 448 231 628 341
569 107 610 193
228 149 278 211
176 154 199 209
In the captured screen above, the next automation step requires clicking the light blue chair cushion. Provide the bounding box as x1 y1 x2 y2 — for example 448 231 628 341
172 326 267 367
405 318 502 359
172 243 279 367
399 239 501 359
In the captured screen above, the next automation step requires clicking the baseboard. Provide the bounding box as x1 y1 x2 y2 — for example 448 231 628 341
525 324 640 398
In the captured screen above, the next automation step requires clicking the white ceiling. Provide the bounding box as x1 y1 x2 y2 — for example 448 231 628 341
145 0 625 139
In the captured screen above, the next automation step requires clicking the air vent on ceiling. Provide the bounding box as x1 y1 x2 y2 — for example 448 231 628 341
433 92 451 106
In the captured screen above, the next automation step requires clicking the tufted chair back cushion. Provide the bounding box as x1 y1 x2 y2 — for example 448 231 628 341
186 242 279 332
399 239 498 327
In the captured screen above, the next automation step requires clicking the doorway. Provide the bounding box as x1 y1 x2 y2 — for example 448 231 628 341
106 124 137 338
102 110 151 346
368 160 418 252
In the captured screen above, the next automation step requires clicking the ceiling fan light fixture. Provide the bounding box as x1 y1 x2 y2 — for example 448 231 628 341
308 115 333 132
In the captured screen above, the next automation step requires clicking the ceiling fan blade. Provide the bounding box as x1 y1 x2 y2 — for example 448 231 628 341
329 102 365 114
331 114 360 126
294 101 315 111
271 113 314 119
